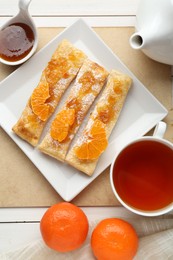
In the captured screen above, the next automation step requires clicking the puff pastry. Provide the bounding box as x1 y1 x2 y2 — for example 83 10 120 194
38 59 108 161
12 39 87 146
65 70 132 176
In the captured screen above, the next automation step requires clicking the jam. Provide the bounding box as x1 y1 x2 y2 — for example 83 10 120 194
0 23 34 62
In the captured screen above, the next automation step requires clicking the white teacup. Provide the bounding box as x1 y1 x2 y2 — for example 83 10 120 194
110 121 173 217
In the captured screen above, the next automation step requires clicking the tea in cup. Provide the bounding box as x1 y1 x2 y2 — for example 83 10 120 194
110 121 173 216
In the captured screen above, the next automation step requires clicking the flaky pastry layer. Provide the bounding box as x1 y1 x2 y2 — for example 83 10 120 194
65 70 132 176
38 59 108 160
12 40 87 146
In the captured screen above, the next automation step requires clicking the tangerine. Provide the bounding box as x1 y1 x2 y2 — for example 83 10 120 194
40 202 89 252
50 108 75 142
31 82 50 121
91 218 138 260
75 119 108 160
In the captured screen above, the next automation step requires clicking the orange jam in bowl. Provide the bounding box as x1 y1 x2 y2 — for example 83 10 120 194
0 22 34 62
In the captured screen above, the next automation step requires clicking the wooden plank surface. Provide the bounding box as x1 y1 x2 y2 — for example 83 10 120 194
0 2 173 256
0 0 140 16
0 0 139 26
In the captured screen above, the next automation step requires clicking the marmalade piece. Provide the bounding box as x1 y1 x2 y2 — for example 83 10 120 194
75 119 108 160
12 40 87 146
65 70 132 176
45 58 70 88
50 108 75 142
38 59 108 161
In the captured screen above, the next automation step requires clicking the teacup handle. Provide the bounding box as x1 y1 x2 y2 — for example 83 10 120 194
153 121 167 138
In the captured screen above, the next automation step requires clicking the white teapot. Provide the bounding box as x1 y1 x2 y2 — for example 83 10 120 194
129 0 173 65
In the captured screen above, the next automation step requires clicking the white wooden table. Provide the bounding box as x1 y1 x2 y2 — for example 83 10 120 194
0 207 139 253
0 0 172 254
0 0 139 27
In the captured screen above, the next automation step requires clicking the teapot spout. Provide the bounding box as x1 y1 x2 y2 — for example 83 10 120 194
129 32 144 50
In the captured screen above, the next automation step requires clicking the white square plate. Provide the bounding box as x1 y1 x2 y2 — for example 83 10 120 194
0 19 167 201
